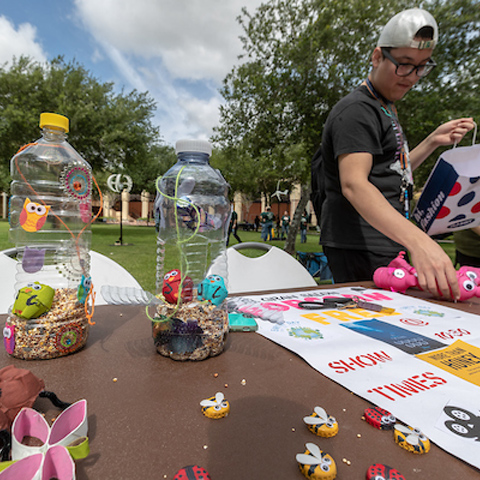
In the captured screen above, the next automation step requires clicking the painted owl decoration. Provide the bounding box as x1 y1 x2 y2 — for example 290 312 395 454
296 442 337 480
19 198 51 233
77 275 92 304
393 424 430 454
197 274 228 306
303 406 339 438
162 270 193 304
13 282 55 319
200 391 230 419
364 406 396 430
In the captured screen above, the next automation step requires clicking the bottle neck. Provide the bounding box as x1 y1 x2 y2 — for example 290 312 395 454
42 126 67 143
177 152 210 164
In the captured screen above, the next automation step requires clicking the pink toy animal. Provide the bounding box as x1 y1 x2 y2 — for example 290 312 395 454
456 266 480 301
373 251 418 294
374 252 480 302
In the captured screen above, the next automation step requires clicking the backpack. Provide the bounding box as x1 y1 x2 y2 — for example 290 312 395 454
310 144 326 221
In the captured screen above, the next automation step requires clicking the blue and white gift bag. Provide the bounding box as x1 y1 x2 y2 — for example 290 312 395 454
413 135 480 236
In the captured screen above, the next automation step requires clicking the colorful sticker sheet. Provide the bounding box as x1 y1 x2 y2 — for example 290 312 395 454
241 287 480 469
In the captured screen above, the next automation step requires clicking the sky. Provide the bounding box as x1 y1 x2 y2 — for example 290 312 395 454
0 0 264 146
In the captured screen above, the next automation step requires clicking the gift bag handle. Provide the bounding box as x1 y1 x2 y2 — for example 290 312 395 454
453 120 477 148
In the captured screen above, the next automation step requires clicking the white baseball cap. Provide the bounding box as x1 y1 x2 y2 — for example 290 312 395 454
377 8 438 50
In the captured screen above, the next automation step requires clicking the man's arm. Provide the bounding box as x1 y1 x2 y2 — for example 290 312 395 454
339 152 460 300
409 118 474 171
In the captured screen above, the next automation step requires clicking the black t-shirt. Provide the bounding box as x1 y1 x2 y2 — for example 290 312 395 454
320 84 410 254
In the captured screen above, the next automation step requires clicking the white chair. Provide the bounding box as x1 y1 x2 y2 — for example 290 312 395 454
0 248 142 314
225 242 317 294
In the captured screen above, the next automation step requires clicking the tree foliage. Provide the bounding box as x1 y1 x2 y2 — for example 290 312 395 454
0 56 173 193
214 0 480 251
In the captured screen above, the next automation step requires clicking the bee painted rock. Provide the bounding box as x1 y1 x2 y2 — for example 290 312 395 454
12 282 55 319
296 443 337 480
173 465 211 480
197 274 228 306
200 392 230 419
393 424 430 454
366 464 405 480
364 406 396 430
162 270 193 304
303 406 338 438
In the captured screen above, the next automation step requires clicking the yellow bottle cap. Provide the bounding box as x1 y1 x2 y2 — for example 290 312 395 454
39 113 69 133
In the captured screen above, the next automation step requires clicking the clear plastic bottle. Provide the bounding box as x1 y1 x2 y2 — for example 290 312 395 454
153 139 230 361
6 113 94 360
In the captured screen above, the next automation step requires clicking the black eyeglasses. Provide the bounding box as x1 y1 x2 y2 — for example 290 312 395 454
381 48 436 78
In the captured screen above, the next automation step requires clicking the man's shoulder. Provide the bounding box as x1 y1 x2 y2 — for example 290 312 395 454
331 85 378 115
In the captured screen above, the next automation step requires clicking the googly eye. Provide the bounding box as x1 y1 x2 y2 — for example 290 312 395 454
33 284 42 290
84 278 92 288
170 270 179 277
221 401 228 408
419 433 427 441
466 271 478 281
388 414 396 423
326 421 334 428
214 405 222 411
26 202 37 213
26 283 35 287
375 475 386 480
321 464 330 472
36 205 47 215
3 327 11 339
164 273 171 280
413 427 421 435
393 269 405 279
322 456 332 465
463 280 474 292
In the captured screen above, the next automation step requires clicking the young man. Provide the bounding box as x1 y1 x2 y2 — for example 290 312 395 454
281 210 291 240
260 206 275 241
319 8 474 299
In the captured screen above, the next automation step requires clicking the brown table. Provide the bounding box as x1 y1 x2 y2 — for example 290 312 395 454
2 284 480 479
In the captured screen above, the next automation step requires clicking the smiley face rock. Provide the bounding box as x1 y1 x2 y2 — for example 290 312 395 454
13 282 55 319
303 406 338 438
200 392 230 419
296 443 337 480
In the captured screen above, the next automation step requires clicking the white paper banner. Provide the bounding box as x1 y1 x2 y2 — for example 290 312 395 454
240 287 480 469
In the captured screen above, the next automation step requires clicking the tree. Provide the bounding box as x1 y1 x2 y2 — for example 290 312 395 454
0 56 169 193
214 0 480 253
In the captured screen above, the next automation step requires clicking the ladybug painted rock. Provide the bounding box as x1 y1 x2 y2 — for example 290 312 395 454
366 463 405 480
162 270 193 305
364 406 396 430
173 465 211 480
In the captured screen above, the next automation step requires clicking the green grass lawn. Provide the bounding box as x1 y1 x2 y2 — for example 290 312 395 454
0 219 456 293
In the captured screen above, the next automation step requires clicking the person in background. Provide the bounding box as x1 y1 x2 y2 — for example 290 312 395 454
317 8 474 299
453 227 480 267
300 211 308 244
281 210 291 240
260 206 275 241
227 209 242 246
254 215 260 232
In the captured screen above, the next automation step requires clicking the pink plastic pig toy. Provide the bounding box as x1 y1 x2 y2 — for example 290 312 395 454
373 251 418 294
